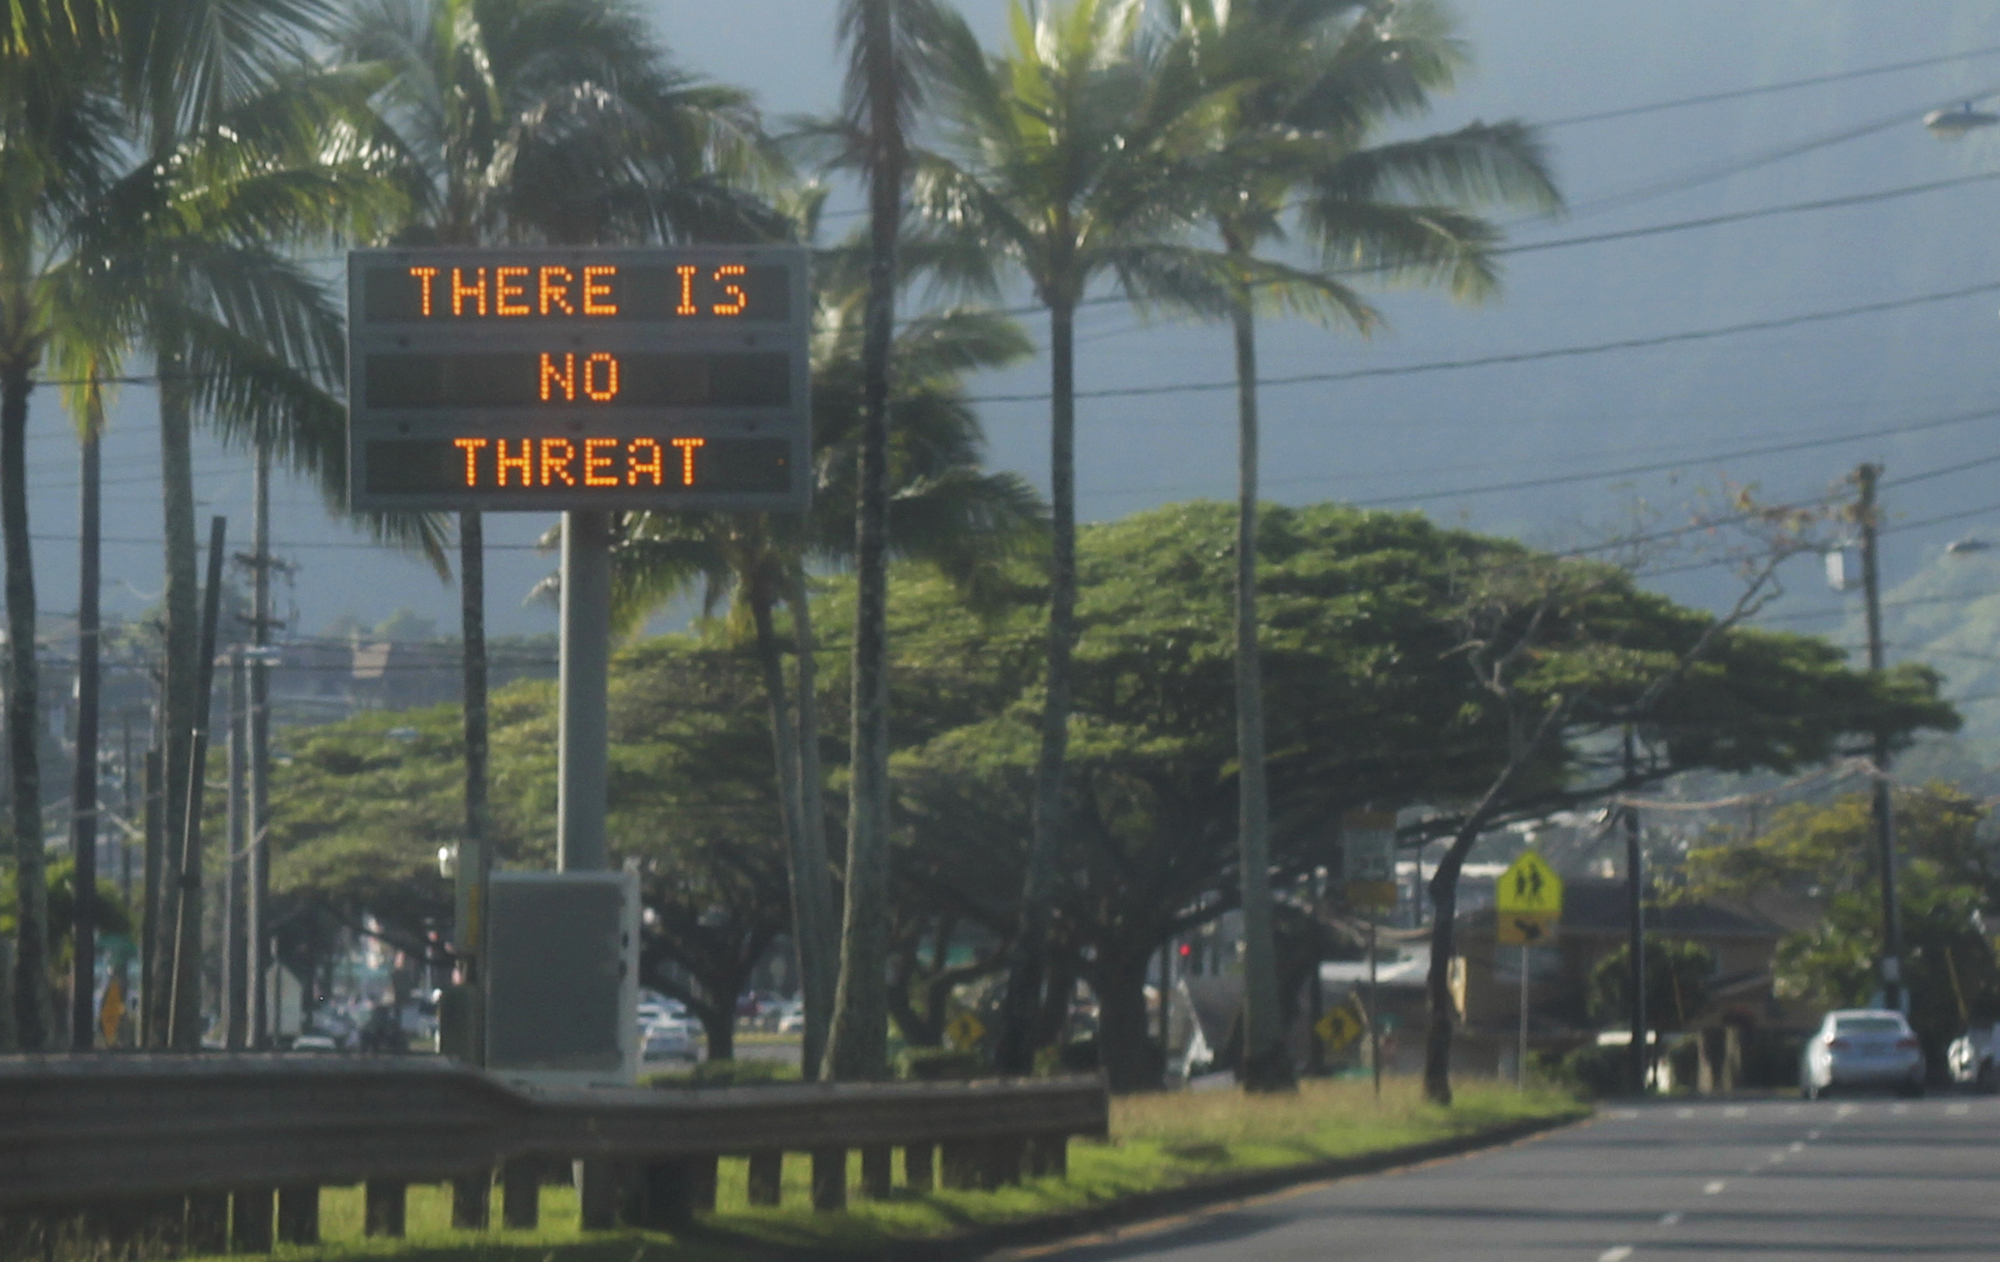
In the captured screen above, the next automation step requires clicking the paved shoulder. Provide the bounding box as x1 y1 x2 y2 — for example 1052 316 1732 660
999 1097 2000 1262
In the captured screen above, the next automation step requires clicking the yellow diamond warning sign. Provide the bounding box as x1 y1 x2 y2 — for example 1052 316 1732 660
1496 849 1562 946
1497 849 1562 916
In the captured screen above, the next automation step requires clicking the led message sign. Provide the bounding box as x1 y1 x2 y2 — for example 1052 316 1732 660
346 246 809 511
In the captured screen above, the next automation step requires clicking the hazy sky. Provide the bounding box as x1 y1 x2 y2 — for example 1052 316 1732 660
46 1 2000 685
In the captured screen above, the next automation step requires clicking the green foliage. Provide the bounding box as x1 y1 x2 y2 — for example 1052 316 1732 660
643 1059 800 1090
1534 1043 1629 1099
1588 939 1715 1034
1683 784 2000 1062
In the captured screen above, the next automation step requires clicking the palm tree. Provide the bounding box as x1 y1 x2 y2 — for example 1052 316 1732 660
73 80 432 1047
1169 0 1559 1092
333 0 783 981
606 231 1040 1079
909 0 1233 1073
0 0 123 1050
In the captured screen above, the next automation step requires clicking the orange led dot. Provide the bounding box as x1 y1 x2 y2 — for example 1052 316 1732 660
450 266 487 316
538 266 574 315
675 265 698 316
495 266 529 316
582 265 618 315
453 437 487 487
495 439 533 487
539 352 575 401
408 266 439 317
711 264 747 316
583 437 618 487
627 438 664 486
539 437 576 486
671 437 705 486
582 352 619 402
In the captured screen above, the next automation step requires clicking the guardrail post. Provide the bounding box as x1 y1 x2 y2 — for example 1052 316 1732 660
501 1158 539 1229
637 1156 715 1227
747 1151 783 1205
939 1140 978 1190
1026 1134 1068 1178
363 1179 406 1238
451 1170 491 1230
810 1148 845 1212
187 1191 229 1253
904 1143 934 1193
232 1187 275 1252
860 1146 893 1200
576 1159 621 1230
276 1185 318 1244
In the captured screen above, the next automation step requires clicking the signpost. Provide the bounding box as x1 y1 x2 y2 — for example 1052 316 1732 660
1496 849 1564 1088
1341 811 1397 1096
347 246 811 1077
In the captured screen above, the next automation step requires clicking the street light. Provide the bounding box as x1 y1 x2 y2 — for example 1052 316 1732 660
1925 102 1999 139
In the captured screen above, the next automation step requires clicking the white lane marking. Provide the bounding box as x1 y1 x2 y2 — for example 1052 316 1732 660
1724 1106 1747 1118
1948 1103 1970 1116
1704 1180 1726 1195
1808 1129 1823 1140
1600 1248 1635 1262
1891 1103 1910 1115
1784 1104 1801 1115
1766 1152 1787 1163
1660 1212 1682 1226
1789 1141 1804 1152
1835 1104 1858 1117
1675 1107 1694 1119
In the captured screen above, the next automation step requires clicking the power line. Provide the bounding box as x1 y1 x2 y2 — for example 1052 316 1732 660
1097 403 2000 506
967 279 2000 406
1540 44 2000 129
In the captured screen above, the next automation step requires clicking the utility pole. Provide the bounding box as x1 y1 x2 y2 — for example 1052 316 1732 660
1623 726 1646 1095
167 516 227 1049
1856 463 1904 1010
69 411 101 1049
224 648 247 1048
247 443 273 1047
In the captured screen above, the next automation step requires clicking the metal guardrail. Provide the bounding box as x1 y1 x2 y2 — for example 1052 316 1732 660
0 1055 1109 1245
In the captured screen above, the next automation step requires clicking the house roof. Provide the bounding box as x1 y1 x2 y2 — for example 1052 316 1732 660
1460 879 1784 940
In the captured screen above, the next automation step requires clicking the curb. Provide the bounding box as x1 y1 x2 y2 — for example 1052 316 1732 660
741 1107 1591 1262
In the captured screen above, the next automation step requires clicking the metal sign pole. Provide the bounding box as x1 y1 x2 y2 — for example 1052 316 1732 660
1368 909 1381 1100
1518 942 1530 1090
558 510 611 874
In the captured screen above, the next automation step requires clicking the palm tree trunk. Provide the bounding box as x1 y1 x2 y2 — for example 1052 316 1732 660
997 294 1077 1075
751 582 834 1079
1230 298 1289 1092
0 355 50 1049
156 339 201 1048
826 0 904 1084
70 399 103 1049
783 568 837 1080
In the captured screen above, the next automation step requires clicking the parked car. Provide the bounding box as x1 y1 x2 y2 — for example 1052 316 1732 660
1800 1009 1925 1099
642 1020 699 1063
1947 1022 2000 1091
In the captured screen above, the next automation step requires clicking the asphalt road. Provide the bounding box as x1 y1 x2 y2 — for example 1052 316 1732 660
1001 1094 2000 1261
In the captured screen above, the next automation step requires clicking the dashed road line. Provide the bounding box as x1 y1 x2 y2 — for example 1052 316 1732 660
1948 1103 1971 1116
1724 1106 1747 1118
1659 1212 1683 1226
1704 1180 1727 1195
1789 1141 1805 1152
1599 1247 1635 1262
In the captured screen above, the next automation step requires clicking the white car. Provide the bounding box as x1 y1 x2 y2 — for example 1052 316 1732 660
642 1019 699 1063
1800 1009 1925 1099
1947 1022 1999 1091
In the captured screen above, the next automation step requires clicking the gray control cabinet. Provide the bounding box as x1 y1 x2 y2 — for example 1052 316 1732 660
484 869 638 1087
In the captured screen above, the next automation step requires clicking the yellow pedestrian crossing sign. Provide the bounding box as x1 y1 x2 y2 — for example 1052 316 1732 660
1496 849 1562 946
1497 849 1562 915
1315 1005 1361 1053
945 1011 986 1050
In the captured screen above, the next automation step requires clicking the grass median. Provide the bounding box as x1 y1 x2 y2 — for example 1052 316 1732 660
256 1077 1583 1262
